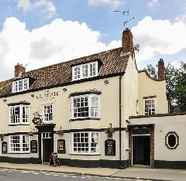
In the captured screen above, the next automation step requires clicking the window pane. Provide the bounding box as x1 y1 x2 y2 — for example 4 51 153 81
90 62 97 77
82 64 88 78
72 132 98 153
145 99 155 115
10 106 20 123
44 105 53 122
73 66 81 80
22 106 29 123
22 135 29 151
10 135 20 152
73 96 89 118
90 96 99 117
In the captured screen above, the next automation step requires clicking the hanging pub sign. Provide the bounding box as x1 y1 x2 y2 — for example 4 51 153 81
2 142 7 154
105 139 116 156
57 139 66 154
31 140 37 153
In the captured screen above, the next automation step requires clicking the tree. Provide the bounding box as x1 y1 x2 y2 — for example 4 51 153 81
175 64 186 112
146 62 186 113
146 64 157 79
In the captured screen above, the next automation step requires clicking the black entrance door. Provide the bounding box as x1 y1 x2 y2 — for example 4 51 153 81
43 139 53 162
133 136 150 165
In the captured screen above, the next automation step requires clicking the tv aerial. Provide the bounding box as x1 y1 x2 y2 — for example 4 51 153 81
113 9 135 27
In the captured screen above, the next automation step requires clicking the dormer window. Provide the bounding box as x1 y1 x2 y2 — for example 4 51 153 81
12 78 29 93
72 61 98 81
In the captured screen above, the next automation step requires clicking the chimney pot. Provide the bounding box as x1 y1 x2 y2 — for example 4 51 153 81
15 63 26 77
158 58 165 80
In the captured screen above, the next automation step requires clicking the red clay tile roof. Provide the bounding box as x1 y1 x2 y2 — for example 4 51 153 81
0 47 129 97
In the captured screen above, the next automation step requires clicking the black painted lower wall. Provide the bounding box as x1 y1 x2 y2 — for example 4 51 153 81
60 159 129 169
0 157 41 164
0 156 129 169
154 160 186 169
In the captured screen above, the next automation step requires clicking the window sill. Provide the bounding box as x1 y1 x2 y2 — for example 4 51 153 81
9 124 30 126
8 152 30 154
70 118 100 121
69 153 100 156
72 75 99 82
42 121 53 124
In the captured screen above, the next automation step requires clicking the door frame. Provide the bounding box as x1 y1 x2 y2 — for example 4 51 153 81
35 123 56 163
131 134 151 166
128 124 154 168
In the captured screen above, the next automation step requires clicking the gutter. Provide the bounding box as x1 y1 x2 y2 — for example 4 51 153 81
119 75 122 167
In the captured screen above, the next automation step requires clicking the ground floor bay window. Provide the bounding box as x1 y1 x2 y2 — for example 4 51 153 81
9 135 30 153
72 132 99 154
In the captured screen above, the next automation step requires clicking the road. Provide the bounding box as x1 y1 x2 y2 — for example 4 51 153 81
0 168 153 181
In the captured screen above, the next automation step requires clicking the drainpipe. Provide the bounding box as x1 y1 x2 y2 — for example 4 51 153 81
119 75 122 168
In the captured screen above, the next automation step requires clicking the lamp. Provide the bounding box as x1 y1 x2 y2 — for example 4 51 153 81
0 134 4 141
56 126 64 135
105 123 114 138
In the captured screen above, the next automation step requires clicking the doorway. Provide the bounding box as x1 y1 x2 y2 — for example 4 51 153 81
133 135 150 166
42 132 53 163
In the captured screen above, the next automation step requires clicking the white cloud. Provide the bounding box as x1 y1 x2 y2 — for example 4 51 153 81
132 16 186 62
88 0 121 8
0 17 117 80
1 15 186 80
17 0 56 18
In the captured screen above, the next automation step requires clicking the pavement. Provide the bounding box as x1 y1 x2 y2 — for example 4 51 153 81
0 162 186 181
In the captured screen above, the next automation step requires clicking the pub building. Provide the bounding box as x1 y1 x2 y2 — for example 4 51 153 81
0 28 186 169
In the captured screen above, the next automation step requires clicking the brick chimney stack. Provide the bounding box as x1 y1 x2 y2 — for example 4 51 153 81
158 58 165 80
15 63 25 77
122 28 134 54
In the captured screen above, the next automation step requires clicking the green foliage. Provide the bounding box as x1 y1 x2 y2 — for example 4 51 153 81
175 64 186 112
146 63 186 113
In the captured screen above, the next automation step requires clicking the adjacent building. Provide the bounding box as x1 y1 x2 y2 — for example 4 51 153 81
0 28 185 169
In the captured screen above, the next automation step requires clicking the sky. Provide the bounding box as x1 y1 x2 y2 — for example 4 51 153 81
0 0 186 80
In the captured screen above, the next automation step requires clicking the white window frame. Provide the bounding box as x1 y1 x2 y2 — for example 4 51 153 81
12 78 29 93
72 61 98 81
144 98 156 116
71 94 100 119
9 135 30 153
42 132 52 139
43 104 53 123
166 132 179 149
71 132 99 154
9 105 30 125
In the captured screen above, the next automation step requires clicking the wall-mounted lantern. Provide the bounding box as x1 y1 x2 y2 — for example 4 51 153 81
56 126 64 136
105 123 115 138
0 134 4 141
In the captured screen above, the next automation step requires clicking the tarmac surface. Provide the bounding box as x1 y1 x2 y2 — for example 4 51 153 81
0 163 186 181
0 168 152 181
